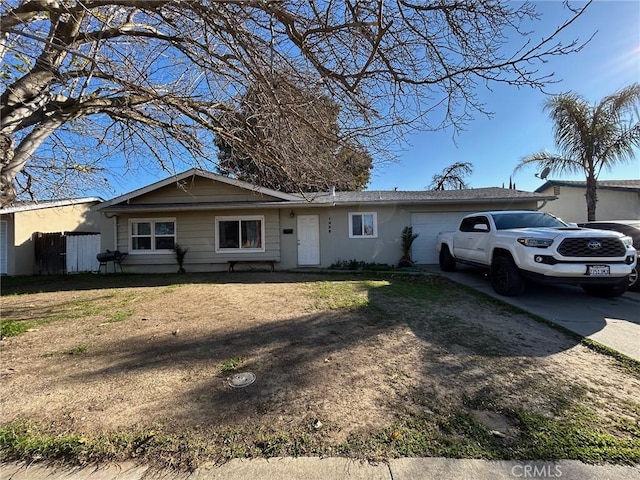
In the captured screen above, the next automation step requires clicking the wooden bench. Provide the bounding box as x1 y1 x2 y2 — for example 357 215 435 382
227 260 278 273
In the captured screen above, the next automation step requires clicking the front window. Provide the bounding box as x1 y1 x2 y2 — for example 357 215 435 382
216 216 264 252
130 219 176 252
349 212 377 238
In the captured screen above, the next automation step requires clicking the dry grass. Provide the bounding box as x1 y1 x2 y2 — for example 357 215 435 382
1 272 639 469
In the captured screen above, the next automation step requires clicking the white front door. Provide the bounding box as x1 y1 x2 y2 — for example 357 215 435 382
297 215 320 265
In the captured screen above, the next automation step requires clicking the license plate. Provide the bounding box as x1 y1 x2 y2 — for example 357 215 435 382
587 265 610 276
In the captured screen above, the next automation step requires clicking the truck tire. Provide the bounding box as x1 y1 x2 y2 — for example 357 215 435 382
490 255 525 296
628 266 639 291
582 278 629 298
439 245 456 272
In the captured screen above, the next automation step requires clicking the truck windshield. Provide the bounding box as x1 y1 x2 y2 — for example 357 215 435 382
491 212 567 230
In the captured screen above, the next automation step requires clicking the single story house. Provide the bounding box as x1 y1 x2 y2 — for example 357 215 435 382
535 179 640 223
94 169 556 273
0 197 102 275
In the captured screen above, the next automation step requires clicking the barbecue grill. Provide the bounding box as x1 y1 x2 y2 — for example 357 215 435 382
96 250 127 273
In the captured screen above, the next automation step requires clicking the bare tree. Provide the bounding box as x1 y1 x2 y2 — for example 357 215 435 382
428 162 473 190
1 0 591 205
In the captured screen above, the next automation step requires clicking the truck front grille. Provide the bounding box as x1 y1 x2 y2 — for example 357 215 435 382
557 237 626 257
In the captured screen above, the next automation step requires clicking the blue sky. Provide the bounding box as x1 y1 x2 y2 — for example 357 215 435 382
368 0 640 193
96 1 639 198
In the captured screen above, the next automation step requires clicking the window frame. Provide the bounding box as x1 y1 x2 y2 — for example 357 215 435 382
215 215 266 253
348 212 378 239
128 218 176 254
460 216 490 233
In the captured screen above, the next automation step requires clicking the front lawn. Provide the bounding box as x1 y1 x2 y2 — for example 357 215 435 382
1 272 638 470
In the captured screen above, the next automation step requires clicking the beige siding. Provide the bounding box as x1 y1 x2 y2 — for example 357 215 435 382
540 186 640 223
115 210 281 273
129 177 283 204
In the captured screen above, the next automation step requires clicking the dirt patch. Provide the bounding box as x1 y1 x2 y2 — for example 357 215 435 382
1 272 639 463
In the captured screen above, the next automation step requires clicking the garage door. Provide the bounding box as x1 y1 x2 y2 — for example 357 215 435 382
410 212 470 264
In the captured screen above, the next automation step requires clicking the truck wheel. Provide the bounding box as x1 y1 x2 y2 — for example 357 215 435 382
439 245 456 272
582 278 629 298
490 255 525 296
628 266 639 291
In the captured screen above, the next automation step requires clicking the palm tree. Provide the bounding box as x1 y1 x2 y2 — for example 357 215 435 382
515 83 640 221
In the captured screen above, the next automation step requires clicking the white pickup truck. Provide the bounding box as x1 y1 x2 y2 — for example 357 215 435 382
437 210 637 297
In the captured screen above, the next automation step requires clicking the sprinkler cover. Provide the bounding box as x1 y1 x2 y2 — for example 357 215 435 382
228 372 256 388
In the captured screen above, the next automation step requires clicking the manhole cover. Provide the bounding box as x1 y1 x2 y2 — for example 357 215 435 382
228 372 256 388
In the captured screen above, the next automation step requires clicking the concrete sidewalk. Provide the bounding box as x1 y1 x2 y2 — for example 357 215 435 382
3 458 640 480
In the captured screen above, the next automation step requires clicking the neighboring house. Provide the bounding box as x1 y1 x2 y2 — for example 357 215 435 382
0 198 102 276
535 180 640 223
94 169 555 273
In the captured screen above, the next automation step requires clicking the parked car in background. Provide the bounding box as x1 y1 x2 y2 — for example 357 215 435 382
578 220 640 291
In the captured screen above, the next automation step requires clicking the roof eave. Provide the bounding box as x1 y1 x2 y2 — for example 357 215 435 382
1 197 103 214
535 180 640 193
325 197 556 207
99 195 556 213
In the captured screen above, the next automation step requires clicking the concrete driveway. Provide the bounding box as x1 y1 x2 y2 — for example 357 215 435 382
424 265 640 362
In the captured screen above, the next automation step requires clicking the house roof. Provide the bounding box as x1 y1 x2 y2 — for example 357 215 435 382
535 179 640 193
97 169 555 212
96 169 301 210
0 197 103 214
303 187 553 205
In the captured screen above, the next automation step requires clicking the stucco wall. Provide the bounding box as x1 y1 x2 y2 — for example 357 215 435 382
320 205 405 267
277 205 409 269
539 186 640 223
7 203 100 275
282 200 542 269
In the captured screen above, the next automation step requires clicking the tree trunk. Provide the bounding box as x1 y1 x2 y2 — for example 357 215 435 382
0 133 16 207
585 175 598 222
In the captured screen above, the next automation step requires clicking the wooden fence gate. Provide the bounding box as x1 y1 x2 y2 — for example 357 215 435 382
66 233 100 273
34 232 65 274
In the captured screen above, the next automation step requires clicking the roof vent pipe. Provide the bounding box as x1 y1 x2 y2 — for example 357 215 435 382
331 186 336 196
